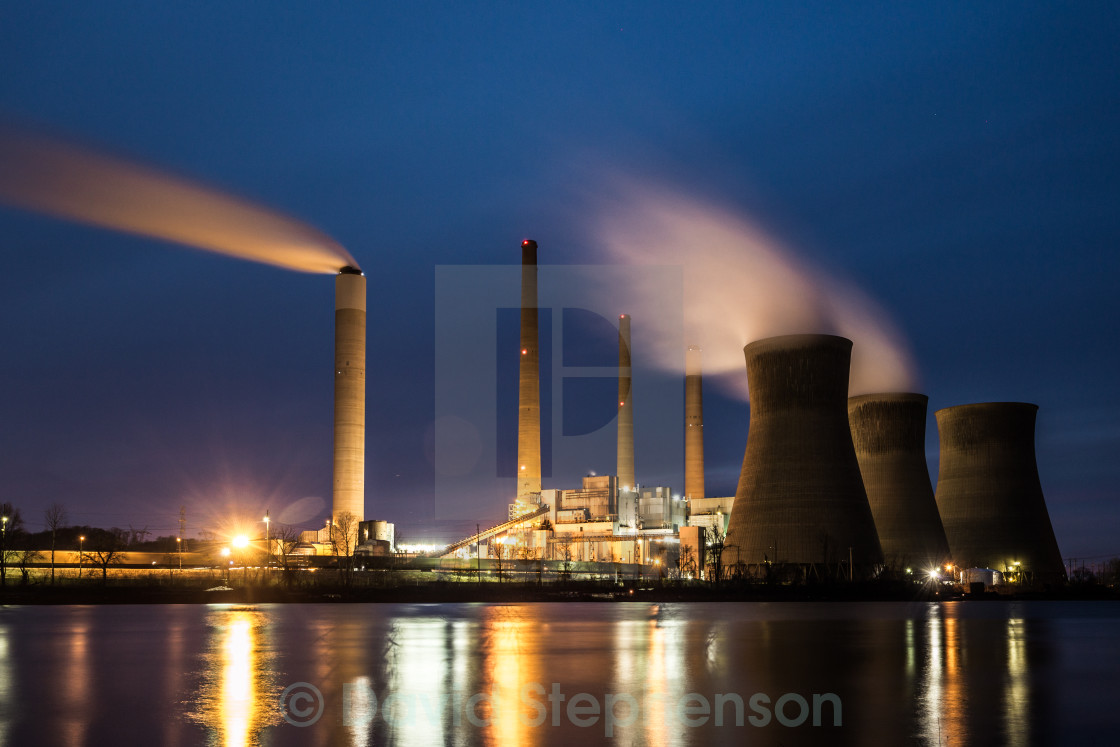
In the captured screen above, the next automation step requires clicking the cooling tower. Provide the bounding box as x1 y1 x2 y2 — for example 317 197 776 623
934 402 1065 583
333 267 366 523
517 239 541 498
724 335 882 577
617 314 635 491
684 345 705 500
848 393 949 570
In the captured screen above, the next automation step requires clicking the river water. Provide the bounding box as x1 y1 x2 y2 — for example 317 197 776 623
0 601 1116 746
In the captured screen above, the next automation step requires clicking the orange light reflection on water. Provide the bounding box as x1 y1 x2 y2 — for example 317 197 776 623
190 606 278 747
1004 618 1029 747
484 607 540 746
919 609 967 746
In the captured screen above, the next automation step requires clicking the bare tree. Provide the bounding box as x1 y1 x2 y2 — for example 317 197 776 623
44 503 68 585
490 539 511 583
556 538 573 581
0 502 23 588
127 525 151 547
272 524 302 587
678 544 697 580
15 548 42 586
88 528 128 584
515 542 535 580
330 512 359 587
704 525 726 585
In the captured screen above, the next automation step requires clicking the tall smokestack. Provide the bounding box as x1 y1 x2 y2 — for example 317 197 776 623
724 335 882 577
517 240 541 498
684 345 705 500
617 314 635 491
333 267 366 523
934 402 1065 583
848 393 949 570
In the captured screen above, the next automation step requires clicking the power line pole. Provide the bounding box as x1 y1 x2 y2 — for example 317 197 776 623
179 506 186 572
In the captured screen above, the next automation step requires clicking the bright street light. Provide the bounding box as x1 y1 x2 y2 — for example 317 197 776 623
263 512 271 569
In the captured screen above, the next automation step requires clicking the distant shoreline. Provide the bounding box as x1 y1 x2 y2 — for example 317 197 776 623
1 582 1115 606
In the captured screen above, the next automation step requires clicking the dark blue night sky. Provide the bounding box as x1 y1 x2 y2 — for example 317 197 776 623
1 3 1117 557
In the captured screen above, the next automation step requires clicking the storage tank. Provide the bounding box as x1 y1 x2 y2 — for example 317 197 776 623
371 520 395 551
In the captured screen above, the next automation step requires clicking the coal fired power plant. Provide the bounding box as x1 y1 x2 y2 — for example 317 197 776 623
430 236 1075 590
334 266 367 523
848 393 950 570
724 334 883 577
934 402 1065 583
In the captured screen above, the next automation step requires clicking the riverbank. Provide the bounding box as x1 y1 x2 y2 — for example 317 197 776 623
1 580 1115 605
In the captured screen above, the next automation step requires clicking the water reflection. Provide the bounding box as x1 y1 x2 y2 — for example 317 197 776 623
0 601 1101 746
1005 618 1028 747
383 615 460 746
0 619 11 745
641 611 683 747
917 606 967 746
61 607 92 745
911 605 1044 747
483 606 541 745
188 605 279 747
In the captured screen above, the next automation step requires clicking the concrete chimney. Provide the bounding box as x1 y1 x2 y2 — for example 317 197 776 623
333 267 366 523
685 345 705 501
848 393 950 570
517 240 541 498
617 314 635 491
724 335 883 577
934 402 1065 583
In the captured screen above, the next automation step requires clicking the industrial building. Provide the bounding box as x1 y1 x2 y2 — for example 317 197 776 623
428 241 1067 587
437 240 702 573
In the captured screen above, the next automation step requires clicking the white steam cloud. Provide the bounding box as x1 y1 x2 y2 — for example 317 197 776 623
0 125 355 273
590 178 916 399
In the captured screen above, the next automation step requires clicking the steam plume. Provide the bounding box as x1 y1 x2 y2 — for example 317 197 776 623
0 126 355 273
591 178 915 398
